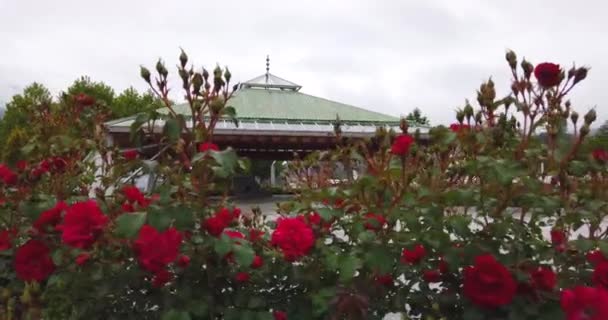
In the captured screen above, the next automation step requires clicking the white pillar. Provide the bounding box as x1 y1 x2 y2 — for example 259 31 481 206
270 160 277 187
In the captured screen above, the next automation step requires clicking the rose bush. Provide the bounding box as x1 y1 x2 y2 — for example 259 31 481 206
0 49 604 320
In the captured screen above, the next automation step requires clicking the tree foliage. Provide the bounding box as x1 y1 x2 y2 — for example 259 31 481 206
404 107 430 126
0 83 52 162
65 76 115 107
112 87 163 119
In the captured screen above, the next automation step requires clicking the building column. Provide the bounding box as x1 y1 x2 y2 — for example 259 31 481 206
270 160 277 187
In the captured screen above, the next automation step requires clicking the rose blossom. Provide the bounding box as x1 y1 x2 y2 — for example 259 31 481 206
271 217 315 262
391 134 414 156
463 254 516 308
57 200 109 249
534 62 561 88
14 240 55 282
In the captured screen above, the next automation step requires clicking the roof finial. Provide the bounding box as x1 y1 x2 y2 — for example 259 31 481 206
265 55 270 83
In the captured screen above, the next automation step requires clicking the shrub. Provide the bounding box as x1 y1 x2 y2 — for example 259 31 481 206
0 50 604 320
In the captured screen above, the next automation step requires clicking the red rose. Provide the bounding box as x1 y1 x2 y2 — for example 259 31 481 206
76 252 91 266
273 310 287 320
123 149 138 161
235 272 250 283
423 270 441 283
364 213 387 231
198 142 219 152
121 202 136 213
249 229 265 242
224 230 245 241
39 159 51 171
551 228 567 252
439 258 449 274
374 274 393 286
334 198 345 209
307 212 322 225
251 255 264 269
593 261 608 290
33 201 68 233
202 216 228 237
177 255 191 268
561 286 608 320
271 217 315 262
152 269 172 288
0 229 16 251
401 244 426 265
74 93 96 106
306 212 333 231
52 157 67 172
16 160 28 171
463 254 516 308
122 185 146 206
391 134 414 156
134 225 182 273
232 207 241 219
593 149 608 163
216 207 239 223
14 240 55 282
588 250 608 265
0 164 17 185
534 62 561 88
450 123 470 133
57 200 109 249
31 167 45 179
530 266 556 291
202 208 239 237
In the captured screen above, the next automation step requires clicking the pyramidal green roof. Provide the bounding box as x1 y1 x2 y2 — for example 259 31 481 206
165 87 399 124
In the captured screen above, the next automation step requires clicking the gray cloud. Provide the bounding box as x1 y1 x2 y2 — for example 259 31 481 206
1 0 606 125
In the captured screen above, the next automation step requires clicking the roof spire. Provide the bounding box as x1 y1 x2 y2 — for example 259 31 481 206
265 55 270 84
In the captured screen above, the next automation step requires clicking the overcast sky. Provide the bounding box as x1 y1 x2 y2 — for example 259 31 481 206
1 0 607 125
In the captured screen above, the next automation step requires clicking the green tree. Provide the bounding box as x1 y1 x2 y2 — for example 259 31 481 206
0 83 52 161
582 120 608 153
404 107 430 125
112 87 162 119
65 76 115 106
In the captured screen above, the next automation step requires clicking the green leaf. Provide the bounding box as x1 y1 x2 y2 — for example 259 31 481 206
233 245 255 267
173 206 195 230
161 310 191 320
317 208 339 220
115 212 147 238
599 241 608 258
448 215 472 237
130 113 150 142
187 302 208 317
237 159 251 173
364 247 393 273
247 296 265 309
312 288 335 317
324 251 340 271
51 249 64 266
148 208 172 231
255 312 273 320
358 231 376 244
19 198 57 221
222 106 239 127
339 255 361 282
158 185 174 205
214 234 232 256
20 143 36 156
164 117 182 143
574 239 595 252
463 307 484 320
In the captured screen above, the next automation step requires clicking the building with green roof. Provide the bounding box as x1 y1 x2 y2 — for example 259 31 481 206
106 59 428 160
